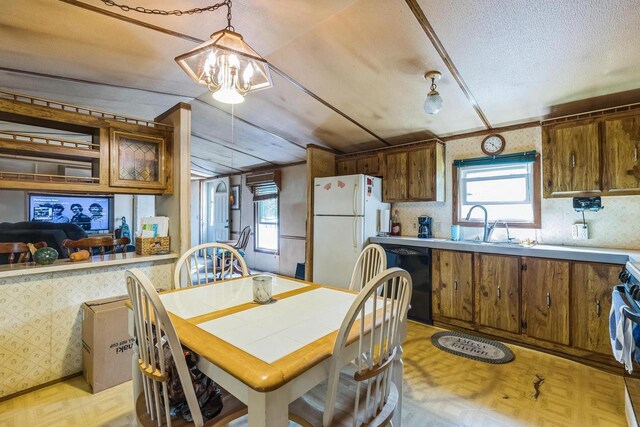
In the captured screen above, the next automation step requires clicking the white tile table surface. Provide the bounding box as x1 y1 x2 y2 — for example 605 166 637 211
159 275 306 318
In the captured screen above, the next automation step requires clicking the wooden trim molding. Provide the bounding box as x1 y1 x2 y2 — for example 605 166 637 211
452 155 542 229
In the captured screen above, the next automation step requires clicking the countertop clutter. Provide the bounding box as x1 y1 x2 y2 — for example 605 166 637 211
370 236 640 265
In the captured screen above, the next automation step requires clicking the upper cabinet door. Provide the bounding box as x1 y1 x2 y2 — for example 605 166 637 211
383 152 407 202
110 129 166 190
356 155 380 176
543 123 601 197
408 146 435 200
336 159 357 176
603 115 640 193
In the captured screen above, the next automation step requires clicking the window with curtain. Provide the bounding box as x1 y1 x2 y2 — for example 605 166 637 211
454 151 540 227
253 183 279 253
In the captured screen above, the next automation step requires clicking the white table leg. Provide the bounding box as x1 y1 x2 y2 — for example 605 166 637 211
247 388 289 427
392 345 404 426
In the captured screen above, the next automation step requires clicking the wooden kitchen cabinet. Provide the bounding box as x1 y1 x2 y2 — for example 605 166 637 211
543 122 601 197
383 151 407 201
408 146 435 200
571 262 621 355
475 254 521 334
603 115 640 193
432 250 473 322
110 129 167 190
521 257 570 345
356 155 380 175
336 158 357 175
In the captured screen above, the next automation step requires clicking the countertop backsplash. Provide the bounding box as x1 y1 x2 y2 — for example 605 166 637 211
393 126 640 250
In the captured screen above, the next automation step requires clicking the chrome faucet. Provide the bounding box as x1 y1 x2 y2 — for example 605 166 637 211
488 220 513 243
465 205 489 242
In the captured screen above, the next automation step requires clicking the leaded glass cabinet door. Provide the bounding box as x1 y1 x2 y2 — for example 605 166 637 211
110 130 166 189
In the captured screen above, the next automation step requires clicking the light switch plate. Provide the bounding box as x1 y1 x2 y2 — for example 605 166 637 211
571 223 589 240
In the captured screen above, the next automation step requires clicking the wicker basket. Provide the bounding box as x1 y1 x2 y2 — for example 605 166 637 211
135 236 170 255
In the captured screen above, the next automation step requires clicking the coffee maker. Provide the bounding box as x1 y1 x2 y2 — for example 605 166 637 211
418 216 432 238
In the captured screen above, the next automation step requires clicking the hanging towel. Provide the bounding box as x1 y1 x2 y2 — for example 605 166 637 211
610 289 635 373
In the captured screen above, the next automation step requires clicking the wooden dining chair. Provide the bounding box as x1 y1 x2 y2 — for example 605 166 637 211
125 268 247 427
62 236 130 257
289 268 412 427
348 244 387 291
173 243 249 288
0 241 47 264
232 226 251 251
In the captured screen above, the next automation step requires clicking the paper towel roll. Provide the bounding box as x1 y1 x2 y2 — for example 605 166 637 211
379 209 390 234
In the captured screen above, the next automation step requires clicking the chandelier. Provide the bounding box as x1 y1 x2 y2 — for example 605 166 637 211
174 1 272 104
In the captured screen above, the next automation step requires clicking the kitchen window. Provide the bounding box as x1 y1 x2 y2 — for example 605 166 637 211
254 183 279 253
454 152 541 227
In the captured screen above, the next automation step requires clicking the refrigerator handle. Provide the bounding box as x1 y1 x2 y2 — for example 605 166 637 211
353 217 358 248
352 183 358 215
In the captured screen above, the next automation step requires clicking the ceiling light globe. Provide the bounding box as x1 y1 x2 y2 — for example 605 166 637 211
213 88 245 104
424 90 443 115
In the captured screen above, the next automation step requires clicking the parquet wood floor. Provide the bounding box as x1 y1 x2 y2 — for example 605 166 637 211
0 322 625 426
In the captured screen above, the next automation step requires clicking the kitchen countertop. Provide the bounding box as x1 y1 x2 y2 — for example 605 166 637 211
0 252 178 279
370 236 640 265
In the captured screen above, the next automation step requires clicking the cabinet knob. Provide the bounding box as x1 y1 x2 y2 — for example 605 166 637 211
596 299 601 317
635 145 638 163
546 292 551 308
571 153 576 168
497 286 501 300
454 280 458 291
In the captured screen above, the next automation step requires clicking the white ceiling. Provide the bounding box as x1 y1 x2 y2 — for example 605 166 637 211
1 0 639 175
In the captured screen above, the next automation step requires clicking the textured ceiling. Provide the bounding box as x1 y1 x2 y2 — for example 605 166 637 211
0 0 639 176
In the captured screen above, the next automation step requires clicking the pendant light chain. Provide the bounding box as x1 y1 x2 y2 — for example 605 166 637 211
226 0 234 31
100 0 230 17
231 104 235 171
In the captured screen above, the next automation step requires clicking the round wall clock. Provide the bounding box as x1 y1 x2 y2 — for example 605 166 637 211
481 134 506 156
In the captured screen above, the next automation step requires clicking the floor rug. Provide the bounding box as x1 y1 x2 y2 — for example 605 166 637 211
430 331 514 364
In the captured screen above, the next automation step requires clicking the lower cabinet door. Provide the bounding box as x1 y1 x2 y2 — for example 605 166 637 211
432 250 473 322
521 257 570 345
571 261 621 354
476 254 520 333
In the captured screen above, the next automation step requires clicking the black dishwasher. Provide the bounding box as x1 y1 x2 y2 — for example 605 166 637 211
380 244 431 324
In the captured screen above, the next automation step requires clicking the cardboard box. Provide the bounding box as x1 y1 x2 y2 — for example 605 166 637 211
82 295 134 393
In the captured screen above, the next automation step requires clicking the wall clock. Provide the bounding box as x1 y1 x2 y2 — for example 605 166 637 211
481 134 506 156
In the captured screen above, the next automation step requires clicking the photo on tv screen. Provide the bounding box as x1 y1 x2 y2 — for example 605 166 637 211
28 193 114 234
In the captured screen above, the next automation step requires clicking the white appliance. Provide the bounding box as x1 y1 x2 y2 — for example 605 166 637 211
313 174 389 288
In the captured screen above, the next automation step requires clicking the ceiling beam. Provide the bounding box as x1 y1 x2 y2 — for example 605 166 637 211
404 0 492 130
193 99 308 153
191 131 278 166
59 0 392 149
191 154 247 173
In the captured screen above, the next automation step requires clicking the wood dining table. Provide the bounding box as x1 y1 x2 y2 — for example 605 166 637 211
128 275 404 427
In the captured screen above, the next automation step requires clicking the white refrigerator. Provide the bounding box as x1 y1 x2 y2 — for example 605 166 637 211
313 174 389 288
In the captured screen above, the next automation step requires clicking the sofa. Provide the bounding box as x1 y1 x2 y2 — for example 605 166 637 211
0 221 88 262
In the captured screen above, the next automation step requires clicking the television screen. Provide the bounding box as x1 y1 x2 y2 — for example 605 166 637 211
28 194 114 234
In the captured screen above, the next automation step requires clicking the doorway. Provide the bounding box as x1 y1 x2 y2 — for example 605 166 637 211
203 178 230 243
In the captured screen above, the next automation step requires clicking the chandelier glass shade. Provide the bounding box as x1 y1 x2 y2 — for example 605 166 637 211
175 29 273 104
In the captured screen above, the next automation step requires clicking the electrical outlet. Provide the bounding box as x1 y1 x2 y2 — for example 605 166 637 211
434 222 442 233
412 222 417 230
571 223 589 240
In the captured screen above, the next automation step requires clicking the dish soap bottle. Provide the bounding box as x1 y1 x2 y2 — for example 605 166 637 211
391 210 401 236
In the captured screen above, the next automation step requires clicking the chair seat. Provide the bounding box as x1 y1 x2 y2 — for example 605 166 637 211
289 372 399 427
136 386 247 427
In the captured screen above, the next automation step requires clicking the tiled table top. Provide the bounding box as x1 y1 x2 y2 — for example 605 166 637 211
159 275 307 318
156 275 386 391
197 288 359 363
